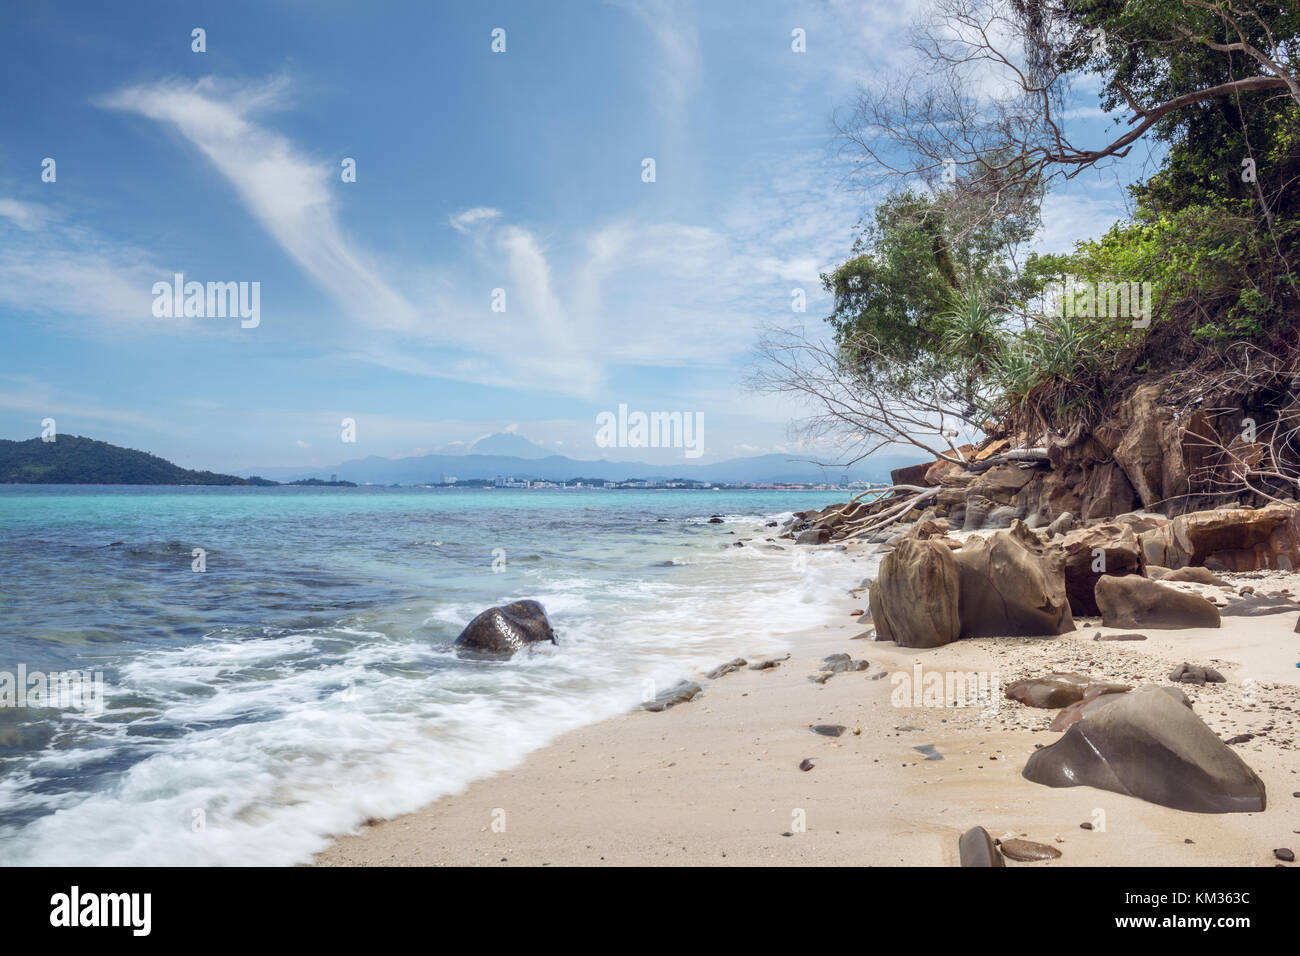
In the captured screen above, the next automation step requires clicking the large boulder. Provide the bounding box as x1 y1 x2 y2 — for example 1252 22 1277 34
1023 686 1266 813
1094 575 1221 629
868 537 961 648
952 522 1074 637
454 600 557 658
1137 504 1299 572
1044 522 1143 616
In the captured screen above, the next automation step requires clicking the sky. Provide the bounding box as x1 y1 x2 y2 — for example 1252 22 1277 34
0 0 1154 473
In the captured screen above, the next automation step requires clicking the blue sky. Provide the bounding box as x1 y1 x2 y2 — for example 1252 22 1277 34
0 0 1148 472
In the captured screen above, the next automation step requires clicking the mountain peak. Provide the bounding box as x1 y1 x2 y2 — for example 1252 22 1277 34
466 432 549 459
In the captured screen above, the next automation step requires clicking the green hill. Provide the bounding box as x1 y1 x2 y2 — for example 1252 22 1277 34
0 435 253 485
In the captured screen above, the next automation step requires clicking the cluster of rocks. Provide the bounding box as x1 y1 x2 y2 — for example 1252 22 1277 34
859 507 1300 649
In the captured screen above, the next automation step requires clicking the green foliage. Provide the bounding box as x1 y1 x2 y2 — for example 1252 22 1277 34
0 435 254 485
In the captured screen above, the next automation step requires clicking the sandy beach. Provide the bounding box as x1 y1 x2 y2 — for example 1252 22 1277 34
313 542 1300 867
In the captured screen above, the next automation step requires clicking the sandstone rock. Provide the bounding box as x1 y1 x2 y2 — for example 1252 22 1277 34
1047 681 1133 731
1137 504 1298 572
1220 595 1299 616
952 522 1074 637
1113 384 1193 510
454 600 557 658
961 494 996 531
1169 662 1226 685
869 537 962 648
999 838 1061 862
1005 673 1089 709
1046 511 1074 538
796 527 831 545
1162 566 1226 585
1045 522 1142 615
958 826 1004 867
1023 686 1266 813
1095 575 1222 629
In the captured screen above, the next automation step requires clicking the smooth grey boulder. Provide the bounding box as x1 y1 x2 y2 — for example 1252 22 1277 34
1095 575 1222 629
1023 686 1266 813
958 826 1004 867
454 600 557 658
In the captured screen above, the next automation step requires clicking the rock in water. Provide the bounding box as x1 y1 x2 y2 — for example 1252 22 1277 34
706 658 747 679
453 600 557 658
640 680 702 712
958 826 1004 867
1094 575 1222 629
999 839 1062 862
1023 686 1267 813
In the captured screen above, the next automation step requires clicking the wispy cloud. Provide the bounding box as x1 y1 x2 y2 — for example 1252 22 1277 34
99 76 422 332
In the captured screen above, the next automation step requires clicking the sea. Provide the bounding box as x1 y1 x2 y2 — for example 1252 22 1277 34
0 485 865 865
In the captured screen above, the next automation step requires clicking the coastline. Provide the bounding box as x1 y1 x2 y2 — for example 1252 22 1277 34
312 540 1300 867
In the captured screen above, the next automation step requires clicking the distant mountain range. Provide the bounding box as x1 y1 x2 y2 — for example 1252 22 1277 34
0 433 921 486
249 433 918 485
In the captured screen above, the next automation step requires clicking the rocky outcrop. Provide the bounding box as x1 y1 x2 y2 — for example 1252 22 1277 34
1023 686 1267 813
454 600 557 658
1137 504 1300 572
869 538 961 648
1095 575 1222 629
1044 522 1143 616
951 523 1074 637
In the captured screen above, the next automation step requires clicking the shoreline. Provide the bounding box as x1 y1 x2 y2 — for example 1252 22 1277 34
312 541 1300 867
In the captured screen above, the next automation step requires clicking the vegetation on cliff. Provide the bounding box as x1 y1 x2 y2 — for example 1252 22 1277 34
755 0 1300 514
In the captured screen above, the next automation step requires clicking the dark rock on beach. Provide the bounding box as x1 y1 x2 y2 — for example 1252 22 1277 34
1095 575 1222 629
1024 686 1267 813
958 826 1004 867
454 599 557 658
706 658 747 679
640 680 702 712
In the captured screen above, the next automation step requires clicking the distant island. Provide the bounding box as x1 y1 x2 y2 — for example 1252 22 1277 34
0 434 906 488
0 436 357 486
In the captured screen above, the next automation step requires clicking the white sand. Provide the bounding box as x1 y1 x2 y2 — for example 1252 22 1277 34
313 557 1300 867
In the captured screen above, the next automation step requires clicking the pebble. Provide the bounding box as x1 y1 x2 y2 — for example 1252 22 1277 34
999 838 1062 862
810 724 847 737
1275 848 1295 862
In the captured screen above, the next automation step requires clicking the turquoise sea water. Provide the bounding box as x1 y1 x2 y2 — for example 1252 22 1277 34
0 486 859 865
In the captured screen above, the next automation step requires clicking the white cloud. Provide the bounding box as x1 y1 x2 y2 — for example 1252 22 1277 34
99 77 421 333
449 207 502 233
